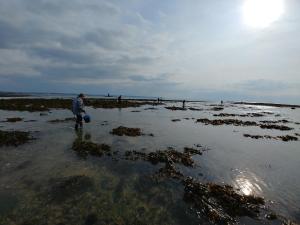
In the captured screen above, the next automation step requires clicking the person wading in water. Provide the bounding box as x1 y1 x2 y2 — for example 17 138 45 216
72 93 86 130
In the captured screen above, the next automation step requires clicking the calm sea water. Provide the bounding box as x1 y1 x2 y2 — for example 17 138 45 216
0 100 299 224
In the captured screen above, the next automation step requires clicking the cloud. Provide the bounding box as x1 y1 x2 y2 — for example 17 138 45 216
0 0 299 103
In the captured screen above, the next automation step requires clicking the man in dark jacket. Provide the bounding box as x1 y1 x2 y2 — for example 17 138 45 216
72 93 86 130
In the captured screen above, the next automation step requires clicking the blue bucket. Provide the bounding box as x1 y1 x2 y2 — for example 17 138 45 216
83 115 91 123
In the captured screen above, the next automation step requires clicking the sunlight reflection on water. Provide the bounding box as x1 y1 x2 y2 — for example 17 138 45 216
233 170 267 196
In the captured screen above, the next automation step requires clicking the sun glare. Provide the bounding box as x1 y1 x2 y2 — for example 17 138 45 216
243 0 284 28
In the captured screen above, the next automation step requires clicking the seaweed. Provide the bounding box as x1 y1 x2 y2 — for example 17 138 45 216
244 134 298 142
0 130 33 147
259 124 293 131
165 106 187 111
72 139 111 158
3 117 23 122
111 126 142 137
196 118 294 131
183 177 264 224
196 118 257 126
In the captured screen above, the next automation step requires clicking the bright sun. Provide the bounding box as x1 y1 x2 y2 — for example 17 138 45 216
243 0 284 28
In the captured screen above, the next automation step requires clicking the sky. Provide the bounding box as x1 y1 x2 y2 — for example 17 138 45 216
0 0 299 103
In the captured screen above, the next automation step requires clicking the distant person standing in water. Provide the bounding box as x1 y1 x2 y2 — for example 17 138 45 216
183 100 186 109
118 95 122 103
72 93 86 130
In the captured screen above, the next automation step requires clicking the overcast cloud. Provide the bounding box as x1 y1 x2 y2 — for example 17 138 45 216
0 0 299 103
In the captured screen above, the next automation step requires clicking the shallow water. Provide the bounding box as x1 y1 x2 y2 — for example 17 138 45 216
0 101 299 224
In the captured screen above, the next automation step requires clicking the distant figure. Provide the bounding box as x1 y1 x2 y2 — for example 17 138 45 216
221 100 224 105
183 100 186 109
107 93 110 97
118 95 122 103
157 97 160 103
72 93 86 130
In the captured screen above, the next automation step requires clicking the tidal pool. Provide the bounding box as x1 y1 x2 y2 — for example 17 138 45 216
0 100 299 224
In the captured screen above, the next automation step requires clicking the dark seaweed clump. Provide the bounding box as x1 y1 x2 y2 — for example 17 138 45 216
214 113 265 117
0 130 33 147
188 107 203 111
125 147 203 168
111 126 142 136
259 124 293 131
0 98 71 111
183 177 264 224
196 118 294 131
4 117 23 122
244 134 298 142
165 106 187 111
210 107 224 111
260 119 289 124
72 139 111 158
196 118 257 126
171 119 181 122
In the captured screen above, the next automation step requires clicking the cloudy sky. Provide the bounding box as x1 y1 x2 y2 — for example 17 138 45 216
0 0 299 103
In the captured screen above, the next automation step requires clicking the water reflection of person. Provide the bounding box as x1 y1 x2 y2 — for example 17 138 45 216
75 129 91 142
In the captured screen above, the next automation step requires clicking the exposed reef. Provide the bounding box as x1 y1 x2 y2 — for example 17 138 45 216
196 118 294 131
259 124 293 131
196 118 257 126
0 98 152 112
213 113 265 117
244 134 298 142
